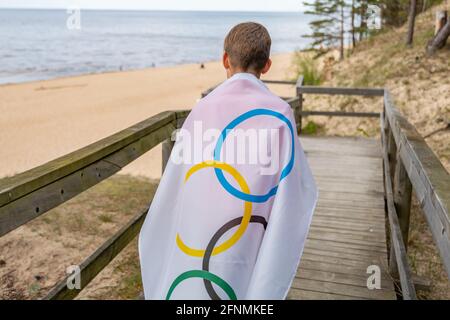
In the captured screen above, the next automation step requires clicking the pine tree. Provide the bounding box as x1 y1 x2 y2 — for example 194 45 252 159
351 0 357 48
406 0 418 46
303 0 348 60
354 0 371 41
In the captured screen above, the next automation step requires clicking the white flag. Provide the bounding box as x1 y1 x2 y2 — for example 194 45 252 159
139 73 318 300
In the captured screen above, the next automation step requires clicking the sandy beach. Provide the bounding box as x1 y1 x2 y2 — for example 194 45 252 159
0 52 296 180
0 52 299 300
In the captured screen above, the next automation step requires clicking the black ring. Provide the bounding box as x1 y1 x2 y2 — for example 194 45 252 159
202 216 267 300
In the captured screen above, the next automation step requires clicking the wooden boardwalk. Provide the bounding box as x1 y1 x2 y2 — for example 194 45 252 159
288 136 397 300
3 80 448 300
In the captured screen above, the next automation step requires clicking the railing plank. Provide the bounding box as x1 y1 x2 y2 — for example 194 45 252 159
300 111 380 118
0 111 175 208
201 80 296 98
381 114 417 299
298 86 385 97
0 113 176 237
263 79 297 85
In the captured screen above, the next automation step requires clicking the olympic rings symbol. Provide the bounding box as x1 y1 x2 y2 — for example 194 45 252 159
166 109 295 300
214 109 295 203
176 161 253 257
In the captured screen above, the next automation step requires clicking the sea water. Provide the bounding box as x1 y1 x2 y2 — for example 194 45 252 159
0 9 313 84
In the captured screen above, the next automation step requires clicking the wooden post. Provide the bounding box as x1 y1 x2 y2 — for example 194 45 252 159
387 130 397 183
393 153 413 247
389 150 413 277
298 93 304 135
382 110 389 202
295 75 305 135
162 138 175 174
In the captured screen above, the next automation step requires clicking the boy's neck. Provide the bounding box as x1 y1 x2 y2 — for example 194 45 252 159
227 69 261 79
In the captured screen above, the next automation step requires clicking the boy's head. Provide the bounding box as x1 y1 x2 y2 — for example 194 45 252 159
223 22 272 78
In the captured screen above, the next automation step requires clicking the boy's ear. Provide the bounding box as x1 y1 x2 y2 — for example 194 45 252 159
223 52 230 70
261 58 272 75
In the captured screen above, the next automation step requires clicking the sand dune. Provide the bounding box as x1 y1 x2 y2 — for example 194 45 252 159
0 52 297 179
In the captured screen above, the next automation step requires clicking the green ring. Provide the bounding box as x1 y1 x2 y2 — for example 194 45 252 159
166 270 237 300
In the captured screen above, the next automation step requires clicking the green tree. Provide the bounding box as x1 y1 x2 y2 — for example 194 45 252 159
303 0 348 60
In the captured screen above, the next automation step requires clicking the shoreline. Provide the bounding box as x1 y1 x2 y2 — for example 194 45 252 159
0 51 297 87
0 52 297 180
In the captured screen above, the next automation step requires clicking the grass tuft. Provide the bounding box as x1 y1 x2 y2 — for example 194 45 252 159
302 121 324 135
292 52 323 85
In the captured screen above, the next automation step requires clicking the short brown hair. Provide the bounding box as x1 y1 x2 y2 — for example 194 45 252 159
224 22 271 72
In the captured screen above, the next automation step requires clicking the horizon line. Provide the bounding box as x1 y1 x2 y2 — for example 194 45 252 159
0 7 305 14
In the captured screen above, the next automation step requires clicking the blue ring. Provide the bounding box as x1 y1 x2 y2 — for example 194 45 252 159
213 109 295 203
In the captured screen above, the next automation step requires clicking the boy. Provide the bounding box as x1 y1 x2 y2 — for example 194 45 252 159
139 22 317 300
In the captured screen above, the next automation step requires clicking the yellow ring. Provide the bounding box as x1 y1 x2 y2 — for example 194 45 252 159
176 161 252 257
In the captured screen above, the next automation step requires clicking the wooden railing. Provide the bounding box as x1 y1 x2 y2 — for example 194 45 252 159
280 78 449 299
0 111 182 299
0 76 448 300
381 91 450 298
201 77 382 135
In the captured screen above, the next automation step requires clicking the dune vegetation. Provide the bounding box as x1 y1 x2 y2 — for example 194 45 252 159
294 3 449 299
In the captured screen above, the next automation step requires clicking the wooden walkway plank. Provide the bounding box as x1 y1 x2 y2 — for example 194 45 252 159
298 260 392 282
311 217 385 231
314 209 386 222
291 278 395 300
287 288 365 300
295 269 393 290
304 237 388 254
303 247 385 263
288 136 397 300
301 252 387 270
304 240 388 259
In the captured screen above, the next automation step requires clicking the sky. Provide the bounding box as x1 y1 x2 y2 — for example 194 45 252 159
0 0 305 12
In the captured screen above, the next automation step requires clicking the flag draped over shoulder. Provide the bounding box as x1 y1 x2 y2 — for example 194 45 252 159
139 73 318 300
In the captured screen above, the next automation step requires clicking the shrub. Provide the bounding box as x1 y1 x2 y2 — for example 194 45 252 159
302 121 322 135
292 52 323 85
